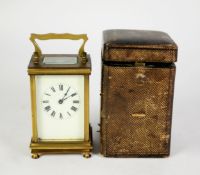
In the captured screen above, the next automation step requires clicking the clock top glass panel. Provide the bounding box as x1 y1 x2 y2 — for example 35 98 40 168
28 54 91 70
43 55 77 65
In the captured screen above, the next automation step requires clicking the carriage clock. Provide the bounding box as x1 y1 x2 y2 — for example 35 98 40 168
27 33 93 158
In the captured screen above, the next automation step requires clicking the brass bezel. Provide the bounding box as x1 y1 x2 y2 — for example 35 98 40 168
28 68 91 75
28 32 92 158
29 70 92 158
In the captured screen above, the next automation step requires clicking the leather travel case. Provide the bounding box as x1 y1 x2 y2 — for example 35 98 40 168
100 29 178 157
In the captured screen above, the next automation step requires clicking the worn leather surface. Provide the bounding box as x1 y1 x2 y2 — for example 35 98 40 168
103 29 176 45
101 65 176 157
102 29 177 63
100 30 177 157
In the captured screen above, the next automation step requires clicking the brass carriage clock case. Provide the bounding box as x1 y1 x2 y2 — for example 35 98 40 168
28 33 93 158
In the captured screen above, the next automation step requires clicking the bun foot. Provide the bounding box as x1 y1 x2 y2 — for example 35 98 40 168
83 152 91 158
32 153 40 159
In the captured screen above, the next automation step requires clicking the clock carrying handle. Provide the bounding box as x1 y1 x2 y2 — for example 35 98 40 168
30 33 88 64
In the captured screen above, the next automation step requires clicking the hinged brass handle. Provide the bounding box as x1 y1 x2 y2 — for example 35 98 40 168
30 33 88 64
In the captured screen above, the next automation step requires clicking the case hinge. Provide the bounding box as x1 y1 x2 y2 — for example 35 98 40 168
135 62 145 66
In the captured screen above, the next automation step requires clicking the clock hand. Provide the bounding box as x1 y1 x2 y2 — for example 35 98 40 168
58 87 71 104
64 87 70 97
58 95 72 104
61 87 70 100
59 92 77 104
62 94 73 101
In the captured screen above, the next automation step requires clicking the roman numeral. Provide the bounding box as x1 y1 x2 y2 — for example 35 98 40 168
67 111 71 116
51 111 56 117
51 87 56 92
42 100 49 103
44 106 51 112
71 106 77 112
59 113 63 119
59 84 63 91
71 93 77 97
45 93 51 96
73 100 79 104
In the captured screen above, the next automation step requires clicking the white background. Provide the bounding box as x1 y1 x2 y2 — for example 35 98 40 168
0 0 200 175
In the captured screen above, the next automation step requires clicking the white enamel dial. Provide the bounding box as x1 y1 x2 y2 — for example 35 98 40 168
42 85 80 119
35 75 84 140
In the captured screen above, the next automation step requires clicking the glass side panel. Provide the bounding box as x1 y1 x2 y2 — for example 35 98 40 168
43 56 77 65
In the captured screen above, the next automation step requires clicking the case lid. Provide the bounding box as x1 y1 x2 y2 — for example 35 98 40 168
102 29 178 63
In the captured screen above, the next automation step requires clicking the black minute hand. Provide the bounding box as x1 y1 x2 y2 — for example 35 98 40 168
58 87 70 104
62 87 70 100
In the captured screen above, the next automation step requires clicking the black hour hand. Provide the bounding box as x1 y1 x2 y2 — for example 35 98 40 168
63 93 77 101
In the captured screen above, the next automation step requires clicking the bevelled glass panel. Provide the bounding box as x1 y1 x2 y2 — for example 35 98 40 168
43 56 77 65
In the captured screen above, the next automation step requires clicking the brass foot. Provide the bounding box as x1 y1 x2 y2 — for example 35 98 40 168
83 152 91 158
32 153 40 159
